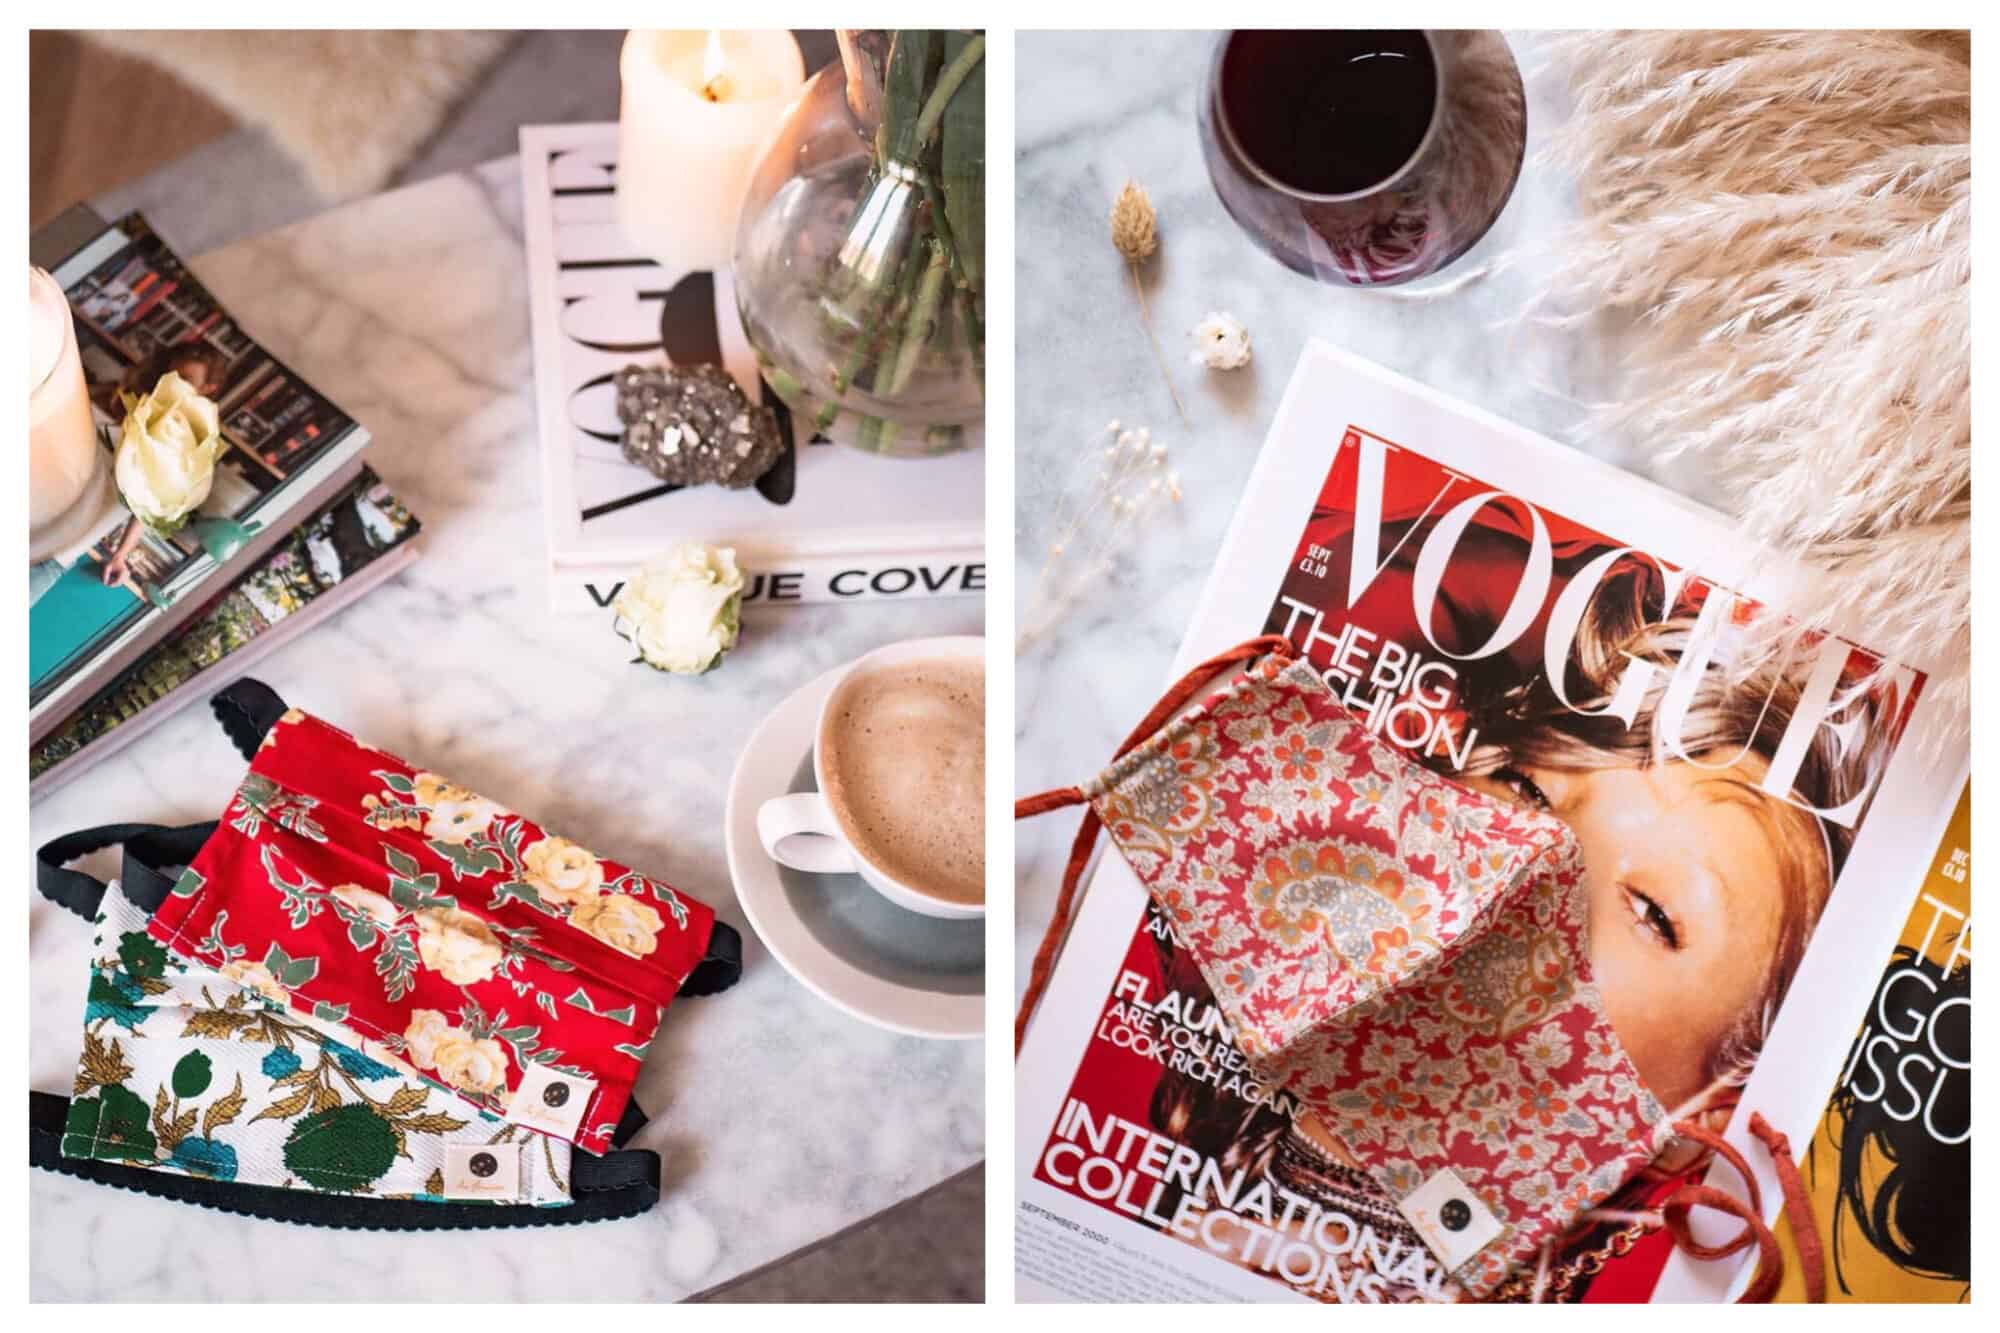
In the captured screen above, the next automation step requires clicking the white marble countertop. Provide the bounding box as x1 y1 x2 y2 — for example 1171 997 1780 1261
1012 30 1722 995
30 158 983 1301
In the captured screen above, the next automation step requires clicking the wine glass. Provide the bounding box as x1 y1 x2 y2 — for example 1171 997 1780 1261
1197 30 1527 288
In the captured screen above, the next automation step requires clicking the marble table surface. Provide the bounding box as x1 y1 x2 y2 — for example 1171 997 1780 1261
1012 30 1723 993
30 158 983 1301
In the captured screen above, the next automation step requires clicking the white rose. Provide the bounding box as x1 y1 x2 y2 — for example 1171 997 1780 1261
425 793 502 844
403 1008 454 1069
330 883 399 927
114 371 223 531
522 836 604 906
432 1031 510 1096
612 542 746 674
413 908 504 985
1189 312 1252 370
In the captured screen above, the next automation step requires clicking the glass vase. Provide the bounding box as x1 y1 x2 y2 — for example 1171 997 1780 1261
733 29 985 457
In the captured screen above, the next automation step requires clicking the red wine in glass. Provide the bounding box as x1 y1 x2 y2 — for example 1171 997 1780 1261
1198 30 1526 287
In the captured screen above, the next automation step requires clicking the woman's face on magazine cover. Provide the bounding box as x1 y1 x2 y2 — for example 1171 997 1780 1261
1462 756 1791 1111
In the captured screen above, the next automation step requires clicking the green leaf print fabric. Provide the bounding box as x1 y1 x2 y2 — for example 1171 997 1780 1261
61 881 574 1205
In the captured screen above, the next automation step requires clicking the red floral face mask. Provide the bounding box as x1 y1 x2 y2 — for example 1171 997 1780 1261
1017 637 1823 1302
146 681 740 1156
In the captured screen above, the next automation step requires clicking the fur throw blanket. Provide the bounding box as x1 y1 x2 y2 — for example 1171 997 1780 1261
1549 30 1969 726
88 30 515 198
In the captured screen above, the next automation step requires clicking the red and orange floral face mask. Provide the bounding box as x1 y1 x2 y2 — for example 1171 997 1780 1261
1084 651 1670 1296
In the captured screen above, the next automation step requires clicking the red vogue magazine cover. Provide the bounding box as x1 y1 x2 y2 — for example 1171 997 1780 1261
1027 404 1926 1303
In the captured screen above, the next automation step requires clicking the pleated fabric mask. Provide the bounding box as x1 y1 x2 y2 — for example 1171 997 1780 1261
144 680 742 1157
1017 636 1824 1301
34 823 663 1228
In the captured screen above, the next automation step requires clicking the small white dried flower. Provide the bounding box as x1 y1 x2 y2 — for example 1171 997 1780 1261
1190 312 1252 370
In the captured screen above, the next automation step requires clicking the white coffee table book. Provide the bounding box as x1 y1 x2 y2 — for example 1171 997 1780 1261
520 124 985 613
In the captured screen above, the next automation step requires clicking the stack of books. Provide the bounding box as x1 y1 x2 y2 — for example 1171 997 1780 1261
28 208 422 800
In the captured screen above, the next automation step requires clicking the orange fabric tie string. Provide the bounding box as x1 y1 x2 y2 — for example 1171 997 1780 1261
1750 1111 1825 1303
1660 1114 1826 1302
1013 634 1297 1053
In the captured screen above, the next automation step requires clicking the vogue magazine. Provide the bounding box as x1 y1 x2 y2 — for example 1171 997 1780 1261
1014 343 1967 1304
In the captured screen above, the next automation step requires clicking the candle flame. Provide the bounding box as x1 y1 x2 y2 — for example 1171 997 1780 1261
700 30 731 102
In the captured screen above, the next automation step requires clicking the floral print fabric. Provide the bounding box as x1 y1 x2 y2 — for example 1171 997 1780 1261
64 882 573 1204
1090 655 1668 1297
146 707 720 1155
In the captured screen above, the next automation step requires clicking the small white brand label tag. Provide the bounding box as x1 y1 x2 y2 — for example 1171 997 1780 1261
1398 1167 1504 1271
442 1143 521 1201
505 1064 595 1140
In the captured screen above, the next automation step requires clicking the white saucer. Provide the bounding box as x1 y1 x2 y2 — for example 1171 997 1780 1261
724 663 984 1040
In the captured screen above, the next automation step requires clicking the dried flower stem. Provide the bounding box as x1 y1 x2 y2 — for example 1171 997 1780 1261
1019 420 1183 650
1127 264 1187 422
1109 181 1187 424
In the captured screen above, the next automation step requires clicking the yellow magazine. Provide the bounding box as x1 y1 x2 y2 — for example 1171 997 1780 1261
1775 783 1969 1301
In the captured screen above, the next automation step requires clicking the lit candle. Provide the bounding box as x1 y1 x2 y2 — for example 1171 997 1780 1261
616 29 805 279
29 265 109 560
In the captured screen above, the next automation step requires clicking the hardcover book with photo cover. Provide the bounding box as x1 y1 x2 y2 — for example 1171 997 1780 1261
29 211 371 735
1014 342 1967 1304
519 124 984 612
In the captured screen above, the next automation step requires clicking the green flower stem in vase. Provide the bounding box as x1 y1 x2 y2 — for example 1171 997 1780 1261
734 29 985 457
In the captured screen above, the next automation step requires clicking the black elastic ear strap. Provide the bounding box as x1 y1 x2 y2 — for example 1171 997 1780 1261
36 822 220 921
680 921 743 997
30 1092 659 1230
35 824 168 920
211 677 289 761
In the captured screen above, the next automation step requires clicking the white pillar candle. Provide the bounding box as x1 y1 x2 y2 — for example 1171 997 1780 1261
617 29 805 280
29 265 107 559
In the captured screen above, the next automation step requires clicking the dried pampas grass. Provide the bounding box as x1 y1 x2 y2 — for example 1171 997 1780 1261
1545 30 1969 724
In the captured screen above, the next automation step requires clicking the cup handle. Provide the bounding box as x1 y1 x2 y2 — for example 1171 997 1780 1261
757 793 858 876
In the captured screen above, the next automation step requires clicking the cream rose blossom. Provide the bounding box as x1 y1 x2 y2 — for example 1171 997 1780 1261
413 907 505 984
425 792 502 844
114 370 223 533
612 542 746 674
522 836 604 906
329 883 399 927
402 1009 509 1096
569 892 665 958
431 1030 510 1096
411 772 469 807
222 958 290 1008
403 1008 455 1068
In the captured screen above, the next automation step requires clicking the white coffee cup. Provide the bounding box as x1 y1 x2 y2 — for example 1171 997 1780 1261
756 635 984 920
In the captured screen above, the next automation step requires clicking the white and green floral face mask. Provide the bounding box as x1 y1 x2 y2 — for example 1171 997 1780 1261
33 823 662 1229
64 880 576 1205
